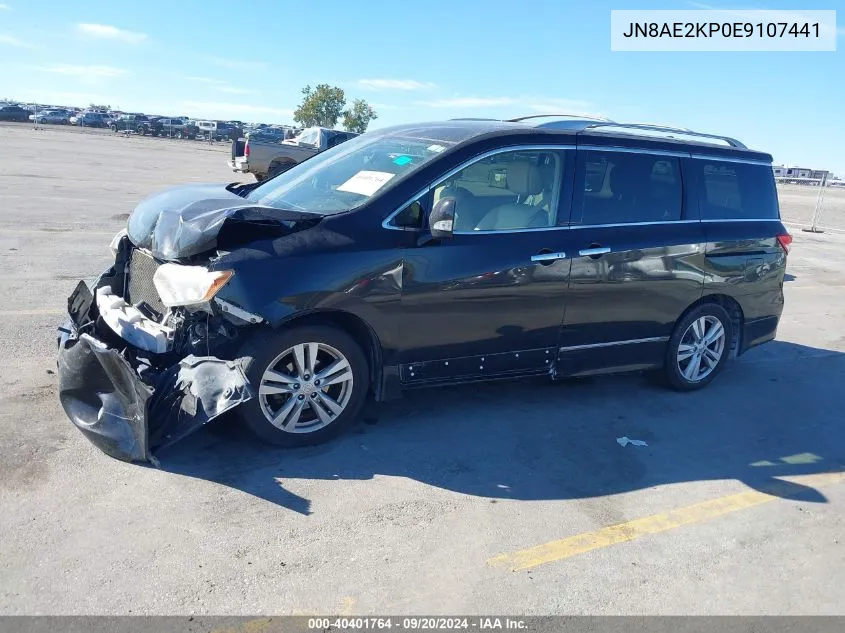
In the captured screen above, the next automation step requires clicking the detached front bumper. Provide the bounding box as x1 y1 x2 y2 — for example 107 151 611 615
57 282 253 462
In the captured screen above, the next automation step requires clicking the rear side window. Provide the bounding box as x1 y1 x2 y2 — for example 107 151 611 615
574 150 682 225
692 160 779 220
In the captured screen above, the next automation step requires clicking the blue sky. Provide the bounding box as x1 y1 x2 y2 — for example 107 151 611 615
0 0 842 173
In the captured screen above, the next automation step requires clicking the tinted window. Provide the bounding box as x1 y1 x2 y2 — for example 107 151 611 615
692 160 779 220
327 132 350 149
434 149 567 232
391 200 424 229
575 151 682 225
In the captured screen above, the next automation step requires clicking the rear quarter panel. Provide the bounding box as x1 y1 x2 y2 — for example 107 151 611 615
701 220 787 350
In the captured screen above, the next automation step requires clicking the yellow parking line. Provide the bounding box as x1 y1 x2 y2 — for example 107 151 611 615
488 471 845 572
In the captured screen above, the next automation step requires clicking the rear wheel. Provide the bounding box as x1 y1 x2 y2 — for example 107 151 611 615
267 161 294 179
236 326 369 447
663 303 732 391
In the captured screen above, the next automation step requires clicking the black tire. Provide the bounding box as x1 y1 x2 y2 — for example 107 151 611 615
663 303 732 391
235 325 370 447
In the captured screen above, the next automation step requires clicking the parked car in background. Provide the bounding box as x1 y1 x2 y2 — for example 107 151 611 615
71 111 111 127
0 104 32 122
29 109 71 124
230 126 358 181
151 117 199 139
196 120 242 141
56 116 790 461
246 126 293 143
110 114 151 134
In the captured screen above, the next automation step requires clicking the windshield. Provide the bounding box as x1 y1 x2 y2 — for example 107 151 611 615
245 132 453 215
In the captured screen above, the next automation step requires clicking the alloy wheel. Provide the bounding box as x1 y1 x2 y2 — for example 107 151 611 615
676 315 726 382
258 342 354 433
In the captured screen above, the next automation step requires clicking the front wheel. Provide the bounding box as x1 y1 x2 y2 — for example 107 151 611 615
236 326 370 447
663 303 732 391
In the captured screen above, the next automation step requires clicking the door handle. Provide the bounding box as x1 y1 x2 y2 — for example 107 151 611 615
578 246 611 258
531 251 567 264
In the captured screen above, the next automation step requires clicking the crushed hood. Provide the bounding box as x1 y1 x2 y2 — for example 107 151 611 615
127 184 322 261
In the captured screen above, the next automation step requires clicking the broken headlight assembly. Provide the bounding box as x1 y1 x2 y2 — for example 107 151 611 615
153 264 234 308
108 228 128 257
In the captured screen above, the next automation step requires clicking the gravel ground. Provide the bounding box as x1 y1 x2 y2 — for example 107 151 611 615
0 122 843 616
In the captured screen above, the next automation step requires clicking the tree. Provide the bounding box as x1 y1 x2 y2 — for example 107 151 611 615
293 84 346 128
343 99 378 134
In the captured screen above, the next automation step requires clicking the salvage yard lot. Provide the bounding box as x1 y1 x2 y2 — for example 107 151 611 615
1 122 844 615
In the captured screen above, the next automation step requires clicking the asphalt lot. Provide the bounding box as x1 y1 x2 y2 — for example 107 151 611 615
1 122 843 615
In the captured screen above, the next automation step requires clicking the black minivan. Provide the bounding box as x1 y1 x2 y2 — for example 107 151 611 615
57 116 791 462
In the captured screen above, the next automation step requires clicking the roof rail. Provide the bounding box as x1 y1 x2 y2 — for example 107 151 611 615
506 113 613 123
622 121 694 132
582 122 747 149
510 114 747 149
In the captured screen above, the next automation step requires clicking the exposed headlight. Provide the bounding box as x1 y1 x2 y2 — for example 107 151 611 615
109 228 128 257
153 264 234 308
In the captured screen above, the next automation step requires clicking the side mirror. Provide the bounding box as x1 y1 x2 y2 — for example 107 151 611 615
429 197 456 239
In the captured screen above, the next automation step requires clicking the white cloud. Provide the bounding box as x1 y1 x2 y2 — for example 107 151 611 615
77 23 147 44
36 64 127 78
0 4 10 9
204 56 265 71
215 86 254 95
184 76 255 95
181 101 293 122
0 33 34 48
357 78 436 91
417 96 518 108
524 97 597 114
185 76 222 85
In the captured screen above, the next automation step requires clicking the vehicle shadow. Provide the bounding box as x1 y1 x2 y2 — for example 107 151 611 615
155 340 845 516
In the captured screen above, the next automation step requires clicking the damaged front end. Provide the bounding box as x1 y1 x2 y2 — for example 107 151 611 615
56 183 324 462
56 242 255 463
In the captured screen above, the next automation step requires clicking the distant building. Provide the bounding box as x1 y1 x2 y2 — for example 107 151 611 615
773 165 813 178
772 165 833 185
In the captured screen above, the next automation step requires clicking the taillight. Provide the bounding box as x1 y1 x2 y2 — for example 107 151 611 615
244 141 250 158
776 233 792 254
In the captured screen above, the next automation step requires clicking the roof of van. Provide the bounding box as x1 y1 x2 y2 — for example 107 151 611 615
378 117 773 163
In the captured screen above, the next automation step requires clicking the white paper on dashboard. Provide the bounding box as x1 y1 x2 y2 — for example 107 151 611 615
336 171 396 196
